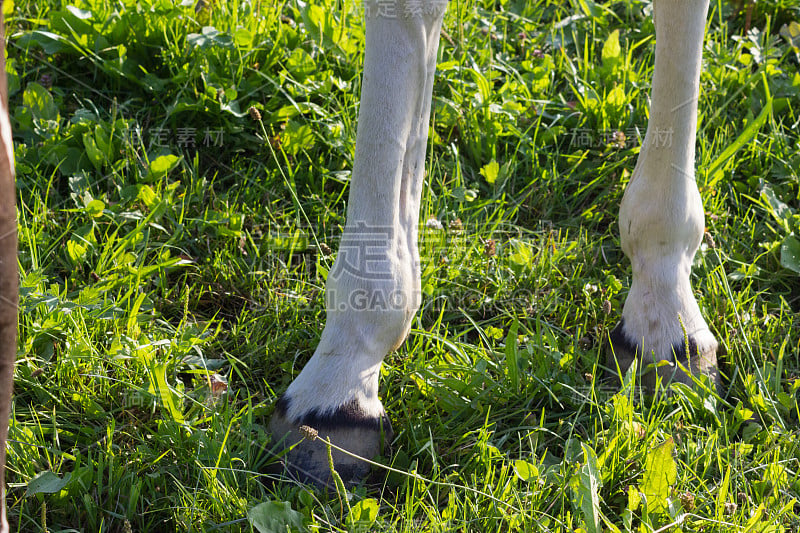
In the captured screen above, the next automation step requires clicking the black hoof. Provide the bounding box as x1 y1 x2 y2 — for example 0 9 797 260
266 396 393 488
606 319 720 391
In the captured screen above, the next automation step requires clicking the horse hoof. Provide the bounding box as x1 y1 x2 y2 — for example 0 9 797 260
606 319 720 391
266 397 393 488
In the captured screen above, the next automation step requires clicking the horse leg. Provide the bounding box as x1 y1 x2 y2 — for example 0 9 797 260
269 1 447 486
609 0 719 389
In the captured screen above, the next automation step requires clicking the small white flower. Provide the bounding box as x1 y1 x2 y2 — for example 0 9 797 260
425 217 443 230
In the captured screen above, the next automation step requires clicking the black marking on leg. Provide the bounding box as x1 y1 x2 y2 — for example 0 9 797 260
607 318 719 392
608 318 700 365
605 319 641 385
275 395 392 433
608 319 639 360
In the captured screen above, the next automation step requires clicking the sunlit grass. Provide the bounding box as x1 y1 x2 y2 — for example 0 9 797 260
4 0 800 531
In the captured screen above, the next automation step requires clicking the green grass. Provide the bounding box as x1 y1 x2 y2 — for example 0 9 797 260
4 0 800 530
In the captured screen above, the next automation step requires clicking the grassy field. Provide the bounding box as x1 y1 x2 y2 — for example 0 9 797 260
4 0 800 530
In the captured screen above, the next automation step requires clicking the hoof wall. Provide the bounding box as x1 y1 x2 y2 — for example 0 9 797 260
267 397 393 488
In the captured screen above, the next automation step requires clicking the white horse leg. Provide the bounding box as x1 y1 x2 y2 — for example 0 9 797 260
609 0 719 389
269 1 446 485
